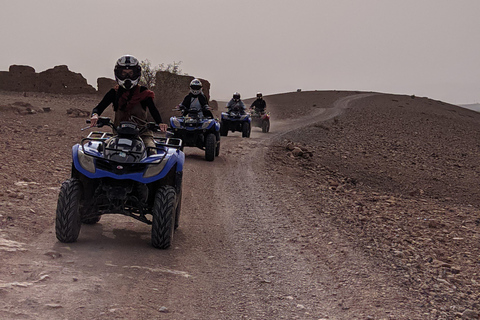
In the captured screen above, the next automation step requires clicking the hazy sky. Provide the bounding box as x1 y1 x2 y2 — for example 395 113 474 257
1 0 479 104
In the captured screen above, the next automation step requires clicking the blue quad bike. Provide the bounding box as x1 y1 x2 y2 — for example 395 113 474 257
220 108 251 138
55 117 185 249
169 109 221 161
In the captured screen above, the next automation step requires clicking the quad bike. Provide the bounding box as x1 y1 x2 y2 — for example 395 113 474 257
250 109 270 133
169 108 221 161
220 107 251 137
55 117 185 249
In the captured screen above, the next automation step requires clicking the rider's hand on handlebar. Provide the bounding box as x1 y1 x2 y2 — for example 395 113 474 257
90 113 99 127
159 123 168 133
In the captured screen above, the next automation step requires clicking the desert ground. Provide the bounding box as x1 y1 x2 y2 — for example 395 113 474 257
0 89 479 320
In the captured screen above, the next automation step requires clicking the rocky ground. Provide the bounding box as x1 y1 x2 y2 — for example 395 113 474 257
264 92 480 319
0 89 479 319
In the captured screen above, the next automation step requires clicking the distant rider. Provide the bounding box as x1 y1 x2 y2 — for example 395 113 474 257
250 92 267 114
89 55 168 154
177 78 214 118
226 92 246 114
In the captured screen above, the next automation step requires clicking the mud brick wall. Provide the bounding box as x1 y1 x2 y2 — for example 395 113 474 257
153 71 211 122
0 65 96 94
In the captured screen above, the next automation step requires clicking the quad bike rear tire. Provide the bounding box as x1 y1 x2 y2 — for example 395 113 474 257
151 186 176 249
205 133 216 161
262 119 270 133
55 178 83 243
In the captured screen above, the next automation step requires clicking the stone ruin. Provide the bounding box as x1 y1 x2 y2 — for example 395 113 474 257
0 64 217 120
0 65 96 94
97 77 117 96
154 71 218 121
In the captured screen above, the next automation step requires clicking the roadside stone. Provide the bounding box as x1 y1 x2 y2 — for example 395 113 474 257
159 306 169 313
44 251 62 259
292 147 303 157
286 142 295 151
461 309 479 319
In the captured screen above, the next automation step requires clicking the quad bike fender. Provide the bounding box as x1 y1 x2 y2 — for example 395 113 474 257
214 121 221 131
169 117 179 129
72 144 185 184
171 116 219 132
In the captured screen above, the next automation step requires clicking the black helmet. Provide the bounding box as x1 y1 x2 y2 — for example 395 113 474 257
233 92 241 101
114 55 141 90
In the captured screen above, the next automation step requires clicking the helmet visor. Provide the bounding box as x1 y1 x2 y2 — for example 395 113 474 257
116 67 140 80
190 85 202 91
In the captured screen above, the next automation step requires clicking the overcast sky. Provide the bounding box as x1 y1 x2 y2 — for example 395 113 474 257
1 0 479 104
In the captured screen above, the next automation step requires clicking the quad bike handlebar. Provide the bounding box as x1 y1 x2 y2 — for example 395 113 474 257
84 117 163 132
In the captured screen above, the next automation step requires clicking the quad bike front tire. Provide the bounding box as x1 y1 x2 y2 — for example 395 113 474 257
205 133 216 161
215 140 220 157
262 119 270 133
220 122 228 136
151 186 176 249
174 187 182 230
242 122 251 138
55 178 83 243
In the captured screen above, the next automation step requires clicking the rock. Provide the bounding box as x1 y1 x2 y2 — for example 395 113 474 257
393 250 405 258
450 266 461 274
66 108 90 118
428 220 443 229
286 142 296 151
159 306 169 313
292 147 303 157
461 309 479 319
44 250 62 259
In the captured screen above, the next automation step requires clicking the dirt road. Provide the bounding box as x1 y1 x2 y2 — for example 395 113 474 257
0 93 440 319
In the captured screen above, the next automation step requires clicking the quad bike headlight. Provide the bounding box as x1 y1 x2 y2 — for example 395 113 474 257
77 148 96 173
172 118 181 128
201 120 212 129
143 158 169 178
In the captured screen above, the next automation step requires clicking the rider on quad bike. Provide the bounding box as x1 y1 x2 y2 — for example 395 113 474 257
249 92 270 133
226 92 247 114
220 92 251 137
249 92 267 114
177 78 214 119
90 55 168 151
170 79 220 161
55 55 184 249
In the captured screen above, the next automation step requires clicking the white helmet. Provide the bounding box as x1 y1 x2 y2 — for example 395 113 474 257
114 55 141 90
233 92 241 101
256 92 263 99
190 78 203 95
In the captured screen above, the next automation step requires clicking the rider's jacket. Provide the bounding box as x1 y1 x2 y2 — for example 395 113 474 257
227 99 246 114
180 93 213 118
250 98 266 112
92 85 163 128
